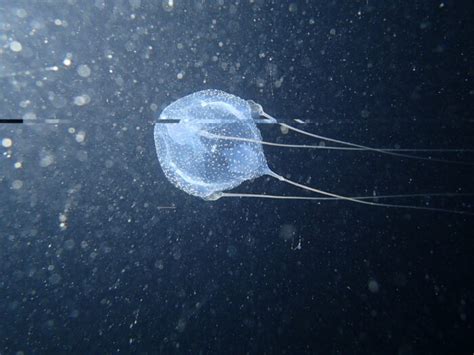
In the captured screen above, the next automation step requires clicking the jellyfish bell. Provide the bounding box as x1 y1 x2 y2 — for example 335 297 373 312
153 89 270 200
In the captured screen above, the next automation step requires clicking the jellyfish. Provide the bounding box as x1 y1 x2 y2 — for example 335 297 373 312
156 90 473 214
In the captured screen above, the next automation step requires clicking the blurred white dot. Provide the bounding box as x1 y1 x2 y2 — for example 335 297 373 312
73 94 91 106
2 138 12 148
177 72 184 80
19 100 31 108
45 66 59 72
23 112 37 121
12 180 23 190
75 131 86 143
77 64 91 77
39 154 54 167
64 239 75 250
9 41 22 52
162 0 174 11
63 58 72 66
14 162 22 169
368 279 380 293
15 8 28 18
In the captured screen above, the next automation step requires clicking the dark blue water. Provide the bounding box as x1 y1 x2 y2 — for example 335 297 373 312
1 1 473 354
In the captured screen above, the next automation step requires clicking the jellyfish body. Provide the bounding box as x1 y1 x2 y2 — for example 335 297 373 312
153 89 271 200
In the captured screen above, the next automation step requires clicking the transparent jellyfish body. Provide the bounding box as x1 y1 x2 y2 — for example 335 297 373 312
154 90 474 214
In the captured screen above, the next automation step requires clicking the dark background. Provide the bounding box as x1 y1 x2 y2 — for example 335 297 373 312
0 1 473 354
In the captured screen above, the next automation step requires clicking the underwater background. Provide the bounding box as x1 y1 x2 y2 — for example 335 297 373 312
0 1 473 354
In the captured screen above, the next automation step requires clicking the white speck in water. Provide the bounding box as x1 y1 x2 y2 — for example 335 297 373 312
9 41 22 52
46 66 59 72
73 94 91 106
368 279 380 293
2 138 12 148
12 180 23 190
39 153 54 167
77 64 91 77
15 8 28 18
75 131 86 143
64 239 75 250
162 0 174 12
23 112 37 121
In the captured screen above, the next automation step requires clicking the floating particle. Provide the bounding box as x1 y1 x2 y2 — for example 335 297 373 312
64 239 75 250
368 279 380 293
73 94 91 106
19 100 31 108
23 112 37 121
39 153 54 167
9 41 22 52
75 131 86 143
2 138 12 148
12 180 23 190
77 64 91 78
15 8 28 18
162 0 174 12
